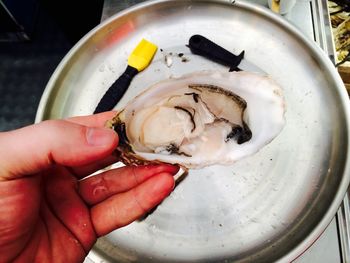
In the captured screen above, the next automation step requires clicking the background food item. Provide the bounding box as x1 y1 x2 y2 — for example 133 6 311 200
328 0 350 91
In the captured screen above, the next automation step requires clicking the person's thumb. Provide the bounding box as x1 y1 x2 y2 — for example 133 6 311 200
0 119 118 180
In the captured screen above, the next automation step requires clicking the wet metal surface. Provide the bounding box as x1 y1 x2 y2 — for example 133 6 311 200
36 1 350 262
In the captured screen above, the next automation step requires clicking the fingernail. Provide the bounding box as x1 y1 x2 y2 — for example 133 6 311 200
168 164 180 175
86 127 117 146
145 164 180 175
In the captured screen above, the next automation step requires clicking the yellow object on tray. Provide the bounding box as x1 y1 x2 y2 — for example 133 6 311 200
94 38 158 113
128 38 158 71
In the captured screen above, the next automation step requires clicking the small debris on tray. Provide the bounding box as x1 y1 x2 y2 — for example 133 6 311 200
160 49 190 67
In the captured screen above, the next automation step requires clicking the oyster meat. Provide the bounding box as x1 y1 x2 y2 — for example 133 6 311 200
108 71 285 169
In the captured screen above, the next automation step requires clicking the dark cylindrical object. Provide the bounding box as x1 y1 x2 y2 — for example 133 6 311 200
94 65 138 114
188 34 244 71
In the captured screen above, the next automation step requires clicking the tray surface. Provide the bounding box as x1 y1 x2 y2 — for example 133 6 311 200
36 1 350 262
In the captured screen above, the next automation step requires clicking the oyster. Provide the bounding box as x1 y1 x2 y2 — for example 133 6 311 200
108 71 285 169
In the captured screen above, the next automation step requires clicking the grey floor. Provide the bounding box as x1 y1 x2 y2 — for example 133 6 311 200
0 8 72 131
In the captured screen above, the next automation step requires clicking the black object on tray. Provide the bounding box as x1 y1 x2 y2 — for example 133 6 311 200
188 34 244 71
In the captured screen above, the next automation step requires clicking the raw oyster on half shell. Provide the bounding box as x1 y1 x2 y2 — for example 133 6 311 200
108 71 285 169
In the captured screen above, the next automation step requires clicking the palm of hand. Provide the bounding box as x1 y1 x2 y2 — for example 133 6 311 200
0 168 93 262
0 113 177 263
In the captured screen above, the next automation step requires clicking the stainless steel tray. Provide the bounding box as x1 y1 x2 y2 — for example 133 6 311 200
35 0 350 262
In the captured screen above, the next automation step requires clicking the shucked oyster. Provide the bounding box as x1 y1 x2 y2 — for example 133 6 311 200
108 71 285 169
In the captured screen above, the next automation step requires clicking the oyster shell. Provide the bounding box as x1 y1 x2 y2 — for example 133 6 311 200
108 71 285 169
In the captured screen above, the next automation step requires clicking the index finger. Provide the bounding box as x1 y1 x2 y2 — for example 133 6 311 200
91 172 175 236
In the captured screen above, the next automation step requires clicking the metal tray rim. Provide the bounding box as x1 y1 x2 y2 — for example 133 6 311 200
35 1 350 262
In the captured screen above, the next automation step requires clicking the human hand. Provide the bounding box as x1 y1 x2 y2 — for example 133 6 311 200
0 112 178 263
